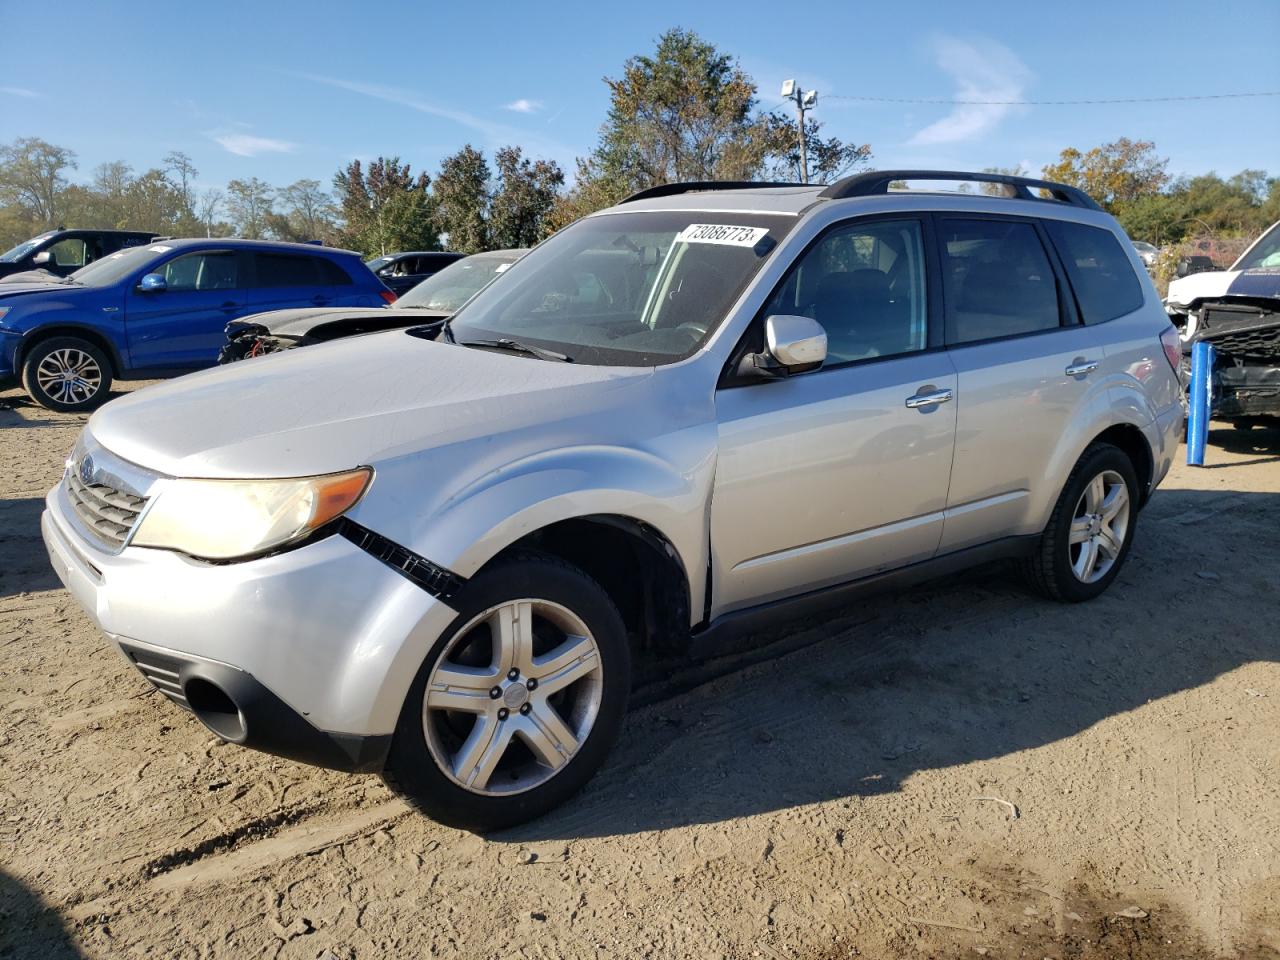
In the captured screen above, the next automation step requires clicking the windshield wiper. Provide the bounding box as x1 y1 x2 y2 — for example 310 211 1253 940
460 338 573 362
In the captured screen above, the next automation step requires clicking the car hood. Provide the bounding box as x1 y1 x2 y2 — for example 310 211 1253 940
87 329 655 478
244 305 448 338
1166 268 1280 308
0 279 79 299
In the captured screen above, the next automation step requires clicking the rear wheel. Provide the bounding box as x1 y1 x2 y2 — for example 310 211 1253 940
1022 443 1139 602
382 553 630 832
21 336 112 412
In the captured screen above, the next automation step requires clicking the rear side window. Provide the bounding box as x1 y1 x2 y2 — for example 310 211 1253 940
317 258 354 285
255 254 318 287
939 219 1061 345
1044 221 1144 323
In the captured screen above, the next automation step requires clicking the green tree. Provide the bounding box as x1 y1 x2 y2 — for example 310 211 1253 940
554 29 870 227
1042 138 1169 211
225 177 274 238
333 157 436 256
489 146 564 248
0 137 77 226
762 114 872 185
432 145 491 253
267 179 337 242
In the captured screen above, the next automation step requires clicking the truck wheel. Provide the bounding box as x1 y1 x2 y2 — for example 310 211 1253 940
1022 443 1140 603
382 552 631 832
21 337 113 412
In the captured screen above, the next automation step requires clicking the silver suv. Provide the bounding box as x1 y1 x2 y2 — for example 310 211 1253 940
42 171 1184 831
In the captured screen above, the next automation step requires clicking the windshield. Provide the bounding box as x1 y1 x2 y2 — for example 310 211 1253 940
1234 221 1280 271
65 244 158 286
444 211 793 365
366 255 393 272
397 254 519 312
1 235 51 263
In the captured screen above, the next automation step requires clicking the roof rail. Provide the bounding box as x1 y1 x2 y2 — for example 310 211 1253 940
619 180 809 204
818 170 1101 210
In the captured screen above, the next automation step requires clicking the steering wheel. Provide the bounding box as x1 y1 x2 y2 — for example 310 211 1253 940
674 321 709 341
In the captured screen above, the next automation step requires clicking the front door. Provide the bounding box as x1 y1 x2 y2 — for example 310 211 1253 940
124 249 245 369
709 217 957 618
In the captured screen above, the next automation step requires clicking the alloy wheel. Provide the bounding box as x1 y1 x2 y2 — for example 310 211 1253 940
422 599 604 796
1068 469 1130 583
35 347 102 406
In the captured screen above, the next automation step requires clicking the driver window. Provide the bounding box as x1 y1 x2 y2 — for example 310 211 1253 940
763 219 928 364
48 238 88 268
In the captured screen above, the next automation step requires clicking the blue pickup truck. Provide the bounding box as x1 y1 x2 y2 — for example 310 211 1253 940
0 238 393 410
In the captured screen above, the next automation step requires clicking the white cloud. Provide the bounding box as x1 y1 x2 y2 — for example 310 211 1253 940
211 133 297 157
908 36 1032 146
1 86 38 98
504 98 544 114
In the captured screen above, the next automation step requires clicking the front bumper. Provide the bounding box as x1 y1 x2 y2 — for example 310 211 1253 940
42 480 460 763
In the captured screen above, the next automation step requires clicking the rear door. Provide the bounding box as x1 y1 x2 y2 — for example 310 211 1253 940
124 249 246 369
934 215 1105 551
246 252 334 311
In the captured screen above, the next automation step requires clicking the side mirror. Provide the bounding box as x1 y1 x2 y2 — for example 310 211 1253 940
138 273 167 293
32 250 51 266
748 314 827 378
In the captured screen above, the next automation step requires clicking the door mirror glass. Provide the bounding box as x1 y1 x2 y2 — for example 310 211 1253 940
762 314 827 373
138 273 168 293
31 250 51 266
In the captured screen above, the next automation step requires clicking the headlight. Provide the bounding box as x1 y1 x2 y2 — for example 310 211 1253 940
131 468 372 561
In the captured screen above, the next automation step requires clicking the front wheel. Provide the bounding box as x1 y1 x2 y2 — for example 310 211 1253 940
382 553 631 832
1022 442 1139 602
21 336 113 412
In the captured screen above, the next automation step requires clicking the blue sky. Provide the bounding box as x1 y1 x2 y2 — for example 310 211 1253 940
2 0 1277 197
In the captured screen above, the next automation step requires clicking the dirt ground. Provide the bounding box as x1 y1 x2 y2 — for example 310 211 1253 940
1 380 1278 960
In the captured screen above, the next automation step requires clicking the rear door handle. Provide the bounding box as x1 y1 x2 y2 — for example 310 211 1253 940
1066 359 1099 377
905 388 953 409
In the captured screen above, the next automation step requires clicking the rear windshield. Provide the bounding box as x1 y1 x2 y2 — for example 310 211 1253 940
397 255 519 312
444 210 795 365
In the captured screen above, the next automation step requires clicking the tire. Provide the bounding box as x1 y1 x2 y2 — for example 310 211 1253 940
1021 442 1140 603
382 552 631 832
21 336 113 412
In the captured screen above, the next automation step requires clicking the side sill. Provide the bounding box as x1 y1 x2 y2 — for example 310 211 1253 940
690 535 1038 661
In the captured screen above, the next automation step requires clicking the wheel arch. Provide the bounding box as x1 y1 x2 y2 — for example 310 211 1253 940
474 513 695 659
18 324 125 378
1090 422 1155 506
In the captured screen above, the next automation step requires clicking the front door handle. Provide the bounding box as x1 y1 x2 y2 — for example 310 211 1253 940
905 388 953 409
219 301 240 312
1066 359 1099 377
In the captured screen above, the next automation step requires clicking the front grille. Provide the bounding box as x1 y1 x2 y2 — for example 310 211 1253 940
123 647 192 711
65 469 148 550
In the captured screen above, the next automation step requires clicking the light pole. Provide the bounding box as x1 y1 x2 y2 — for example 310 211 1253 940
781 79 818 184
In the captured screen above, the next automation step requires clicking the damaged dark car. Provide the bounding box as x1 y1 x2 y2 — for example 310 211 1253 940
1165 220 1280 428
219 248 526 363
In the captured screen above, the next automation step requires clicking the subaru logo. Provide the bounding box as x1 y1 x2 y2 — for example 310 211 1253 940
78 455 95 486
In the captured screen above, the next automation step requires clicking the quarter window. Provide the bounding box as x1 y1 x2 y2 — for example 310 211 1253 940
762 219 929 364
1044 221 1144 323
160 252 239 292
939 219 1061 344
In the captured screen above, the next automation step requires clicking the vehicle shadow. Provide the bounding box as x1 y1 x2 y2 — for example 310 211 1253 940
0 497 59 599
0 869 86 959
509 486 1280 841
1207 423 1280 463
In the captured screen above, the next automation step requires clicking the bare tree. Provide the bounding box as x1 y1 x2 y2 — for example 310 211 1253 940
197 188 224 238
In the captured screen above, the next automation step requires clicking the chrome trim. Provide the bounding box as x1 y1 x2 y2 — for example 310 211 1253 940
62 433 167 555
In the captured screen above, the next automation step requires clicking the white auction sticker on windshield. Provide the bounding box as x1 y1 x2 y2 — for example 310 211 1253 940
676 223 769 247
